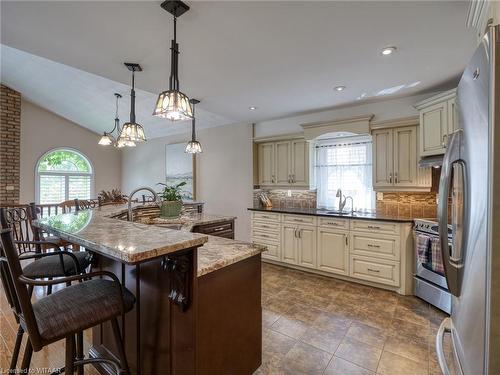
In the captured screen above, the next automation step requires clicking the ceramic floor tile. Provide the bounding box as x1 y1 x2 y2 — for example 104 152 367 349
283 342 332 375
263 329 297 356
395 304 431 327
346 321 387 349
299 325 345 354
377 350 429 375
271 316 308 340
313 311 352 332
263 308 281 328
324 356 375 375
335 336 382 372
384 334 429 364
389 318 430 341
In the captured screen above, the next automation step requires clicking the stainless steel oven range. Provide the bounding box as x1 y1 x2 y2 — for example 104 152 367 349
413 219 451 314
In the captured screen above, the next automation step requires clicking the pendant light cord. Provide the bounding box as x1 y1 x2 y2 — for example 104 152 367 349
169 15 180 91
130 70 136 123
191 102 196 141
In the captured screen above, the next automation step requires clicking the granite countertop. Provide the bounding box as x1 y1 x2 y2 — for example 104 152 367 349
34 210 208 264
248 206 414 223
197 235 266 276
34 202 265 274
138 213 236 231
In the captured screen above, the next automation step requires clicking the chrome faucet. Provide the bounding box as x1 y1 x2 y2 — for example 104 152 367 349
127 186 160 222
335 189 354 214
336 189 346 211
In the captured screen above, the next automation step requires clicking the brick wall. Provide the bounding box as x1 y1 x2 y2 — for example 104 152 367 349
0 84 21 205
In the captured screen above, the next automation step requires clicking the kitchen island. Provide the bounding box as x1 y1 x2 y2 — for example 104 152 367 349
34 204 264 375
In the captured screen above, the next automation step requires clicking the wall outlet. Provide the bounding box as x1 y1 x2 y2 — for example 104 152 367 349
376 192 384 201
287 190 292 197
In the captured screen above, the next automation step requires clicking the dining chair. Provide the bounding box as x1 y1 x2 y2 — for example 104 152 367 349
59 199 77 213
0 227 135 374
74 198 100 211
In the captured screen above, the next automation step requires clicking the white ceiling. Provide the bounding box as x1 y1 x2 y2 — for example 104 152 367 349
1 1 477 138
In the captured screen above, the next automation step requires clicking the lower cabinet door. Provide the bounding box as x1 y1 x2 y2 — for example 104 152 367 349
257 242 281 261
281 225 298 265
317 228 349 275
297 225 317 269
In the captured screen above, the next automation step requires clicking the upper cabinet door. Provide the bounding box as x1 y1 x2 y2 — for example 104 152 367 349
291 140 309 187
372 128 394 188
258 142 275 185
275 141 291 185
447 98 458 135
419 102 448 156
393 126 417 187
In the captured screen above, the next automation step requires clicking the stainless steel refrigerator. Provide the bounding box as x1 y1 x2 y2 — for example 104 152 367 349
436 24 500 375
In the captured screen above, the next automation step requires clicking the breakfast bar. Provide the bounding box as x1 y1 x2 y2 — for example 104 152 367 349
34 205 264 375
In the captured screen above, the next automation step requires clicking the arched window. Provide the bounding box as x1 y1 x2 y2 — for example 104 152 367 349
36 148 93 204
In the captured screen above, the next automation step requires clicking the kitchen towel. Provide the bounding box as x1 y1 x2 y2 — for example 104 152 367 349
430 237 445 275
416 233 430 264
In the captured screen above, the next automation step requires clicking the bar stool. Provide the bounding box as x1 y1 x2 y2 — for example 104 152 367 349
0 227 135 374
1 206 92 286
0 206 94 369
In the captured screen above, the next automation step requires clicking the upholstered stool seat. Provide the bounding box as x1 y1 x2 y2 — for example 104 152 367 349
28 279 135 342
22 251 92 279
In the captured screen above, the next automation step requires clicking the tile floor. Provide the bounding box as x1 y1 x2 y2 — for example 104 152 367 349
258 263 455 375
0 262 452 374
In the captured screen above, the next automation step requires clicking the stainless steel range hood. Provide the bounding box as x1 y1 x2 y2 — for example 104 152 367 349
419 155 443 168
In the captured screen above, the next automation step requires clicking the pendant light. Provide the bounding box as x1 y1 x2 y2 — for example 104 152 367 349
153 0 193 121
118 62 147 144
185 99 202 154
98 94 136 148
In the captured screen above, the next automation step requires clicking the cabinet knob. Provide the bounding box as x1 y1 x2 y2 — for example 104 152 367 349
367 268 380 273
389 173 392 184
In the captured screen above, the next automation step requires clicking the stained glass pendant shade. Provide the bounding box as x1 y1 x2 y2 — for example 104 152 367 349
153 0 193 121
185 99 202 154
118 63 146 144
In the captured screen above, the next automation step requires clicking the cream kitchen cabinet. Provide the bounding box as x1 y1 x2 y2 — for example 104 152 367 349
256 138 309 187
280 223 316 268
317 227 349 275
372 124 428 190
415 89 457 157
250 210 414 295
281 224 299 264
258 142 276 185
296 225 317 269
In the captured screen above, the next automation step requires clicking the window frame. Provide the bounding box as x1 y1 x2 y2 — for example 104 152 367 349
35 147 94 204
314 134 375 212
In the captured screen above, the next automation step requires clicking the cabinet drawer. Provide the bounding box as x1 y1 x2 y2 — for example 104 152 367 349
253 241 280 261
251 220 280 233
194 221 233 235
351 233 400 261
252 211 280 222
350 220 400 235
318 217 349 230
350 255 400 287
252 229 280 243
282 214 316 225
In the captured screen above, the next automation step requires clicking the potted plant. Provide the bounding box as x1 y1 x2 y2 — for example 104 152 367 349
157 182 186 218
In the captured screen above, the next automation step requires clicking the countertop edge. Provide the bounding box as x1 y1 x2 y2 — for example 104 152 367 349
247 207 415 223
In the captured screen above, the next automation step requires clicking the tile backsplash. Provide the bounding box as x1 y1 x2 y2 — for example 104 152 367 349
253 189 317 209
376 192 438 219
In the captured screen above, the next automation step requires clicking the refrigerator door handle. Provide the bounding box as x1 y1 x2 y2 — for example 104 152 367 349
436 317 453 375
438 130 464 297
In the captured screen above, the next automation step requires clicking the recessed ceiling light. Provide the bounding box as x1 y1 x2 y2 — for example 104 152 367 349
249 106 257 110
381 46 397 55
334 86 346 92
